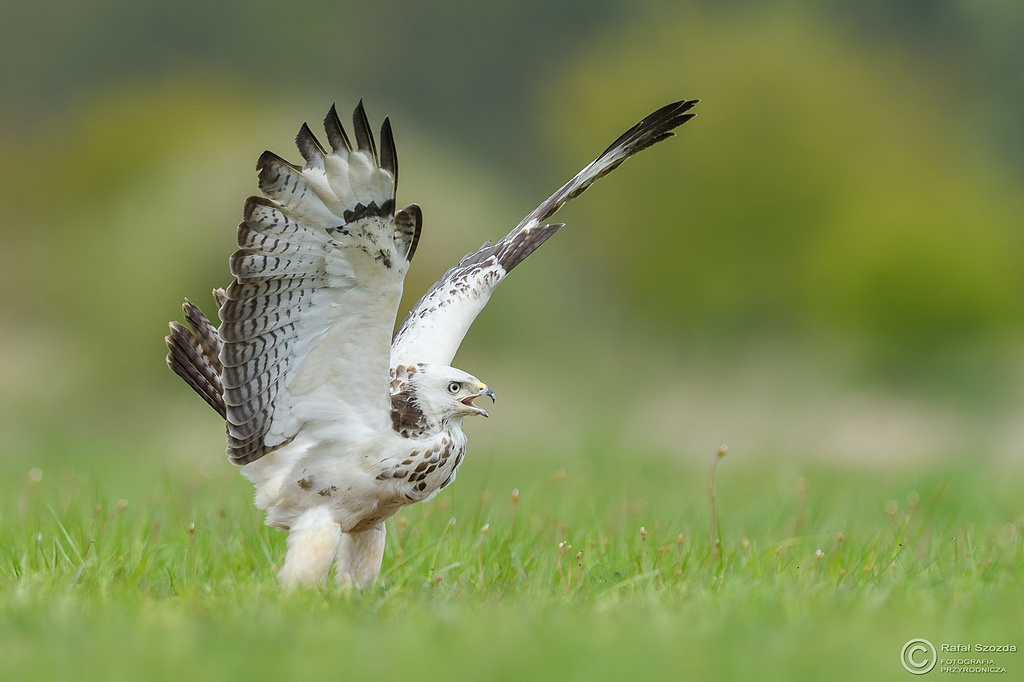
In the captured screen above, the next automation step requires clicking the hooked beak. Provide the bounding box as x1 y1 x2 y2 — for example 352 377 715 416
461 383 496 418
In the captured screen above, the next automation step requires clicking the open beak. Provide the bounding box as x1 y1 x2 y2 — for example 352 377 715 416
461 383 496 417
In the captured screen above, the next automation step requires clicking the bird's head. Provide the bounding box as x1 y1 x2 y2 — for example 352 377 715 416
409 365 495 422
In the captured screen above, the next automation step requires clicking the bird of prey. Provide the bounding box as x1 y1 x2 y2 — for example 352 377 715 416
166 98 698 588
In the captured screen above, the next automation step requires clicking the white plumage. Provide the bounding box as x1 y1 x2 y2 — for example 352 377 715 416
167 99 698 587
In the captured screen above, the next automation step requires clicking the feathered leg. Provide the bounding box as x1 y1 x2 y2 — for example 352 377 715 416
278 507 342 588
335 523 386 588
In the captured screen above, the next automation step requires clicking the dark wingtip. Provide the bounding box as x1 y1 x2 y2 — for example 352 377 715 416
600 98 700 159
380 116 398 193
324 103 352 152
256 149 300 174
295 122 327 165
352 100 378 162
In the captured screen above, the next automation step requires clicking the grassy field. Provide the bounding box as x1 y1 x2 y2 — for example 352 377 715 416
1 435 1021 681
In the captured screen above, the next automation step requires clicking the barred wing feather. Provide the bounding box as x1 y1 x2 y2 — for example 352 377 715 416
219 102 421 464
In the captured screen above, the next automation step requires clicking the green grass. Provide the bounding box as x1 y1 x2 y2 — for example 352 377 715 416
1 439 1021 681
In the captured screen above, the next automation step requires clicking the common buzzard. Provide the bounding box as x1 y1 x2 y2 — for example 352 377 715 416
167 99 698 587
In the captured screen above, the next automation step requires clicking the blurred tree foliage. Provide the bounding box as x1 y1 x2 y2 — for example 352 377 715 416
0 82 271 425
539 5 1024 379
0 0 628 176
3 0 1022 175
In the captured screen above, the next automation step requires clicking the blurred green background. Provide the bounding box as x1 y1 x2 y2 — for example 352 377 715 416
2 0 1023 468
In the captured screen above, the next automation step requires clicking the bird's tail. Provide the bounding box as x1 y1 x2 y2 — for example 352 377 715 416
166 290 227 418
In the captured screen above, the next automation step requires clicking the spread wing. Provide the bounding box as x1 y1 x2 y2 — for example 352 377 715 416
390 99 699 368
219 102 422 464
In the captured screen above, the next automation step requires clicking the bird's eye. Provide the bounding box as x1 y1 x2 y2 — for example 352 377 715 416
447 381 461 394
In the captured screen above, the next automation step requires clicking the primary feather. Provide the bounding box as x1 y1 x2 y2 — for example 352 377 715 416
166 99 698 588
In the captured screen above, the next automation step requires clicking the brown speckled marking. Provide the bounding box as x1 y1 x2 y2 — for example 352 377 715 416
389 365 431 438
317 485 338 498
297 476 314 491
376 466 410 480
390 390 429 438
